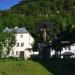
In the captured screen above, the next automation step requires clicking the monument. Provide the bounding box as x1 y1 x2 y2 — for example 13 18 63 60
36 21 54 59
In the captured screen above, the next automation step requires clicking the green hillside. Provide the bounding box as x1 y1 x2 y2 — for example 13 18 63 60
0 0 75 34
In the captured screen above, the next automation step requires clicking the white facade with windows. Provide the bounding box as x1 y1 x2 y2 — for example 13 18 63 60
51 44 75 58
4 27 35 59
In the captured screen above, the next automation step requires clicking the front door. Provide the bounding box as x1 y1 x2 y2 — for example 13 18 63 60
19 51 24 58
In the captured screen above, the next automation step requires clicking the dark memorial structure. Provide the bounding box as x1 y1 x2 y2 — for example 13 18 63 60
36 21 54 59
37 21 53 33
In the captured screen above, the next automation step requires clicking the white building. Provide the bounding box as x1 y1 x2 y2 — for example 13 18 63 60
4 27 35 59
51 44 75 58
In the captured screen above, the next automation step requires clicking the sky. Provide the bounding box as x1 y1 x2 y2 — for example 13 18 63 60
0 0 21 10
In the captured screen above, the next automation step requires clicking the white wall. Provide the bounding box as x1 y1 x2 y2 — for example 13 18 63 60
51 44 75 58
9 33 34 58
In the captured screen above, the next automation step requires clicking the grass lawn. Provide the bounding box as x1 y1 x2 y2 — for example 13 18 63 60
34 59 75 75
0 59 74 75
0 59 52 75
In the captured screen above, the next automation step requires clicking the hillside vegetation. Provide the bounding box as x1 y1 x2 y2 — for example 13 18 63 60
0 0 75 33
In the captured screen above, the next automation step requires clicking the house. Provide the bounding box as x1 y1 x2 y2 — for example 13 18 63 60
3 27 35 59
51 44 75 58
61 44 75 58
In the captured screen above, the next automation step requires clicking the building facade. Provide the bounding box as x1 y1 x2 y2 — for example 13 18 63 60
4 27 34 59
51 44 75 58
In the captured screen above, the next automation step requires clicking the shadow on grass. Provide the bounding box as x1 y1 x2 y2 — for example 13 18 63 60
33 58 75 75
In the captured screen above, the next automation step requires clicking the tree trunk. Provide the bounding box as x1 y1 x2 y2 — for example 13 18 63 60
50 49 51 58
0 50 2 58
55 51 58 58
60 50 61 58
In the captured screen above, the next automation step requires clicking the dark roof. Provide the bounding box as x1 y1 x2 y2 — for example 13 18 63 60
3 27 28 33
15 28 28 33
61 52 74 56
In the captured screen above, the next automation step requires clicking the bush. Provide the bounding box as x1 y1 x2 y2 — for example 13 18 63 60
7 56 19 61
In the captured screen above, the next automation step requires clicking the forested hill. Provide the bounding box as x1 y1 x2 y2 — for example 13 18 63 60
0 0 75 34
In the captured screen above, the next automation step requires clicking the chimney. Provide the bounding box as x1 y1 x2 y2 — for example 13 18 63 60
15 26 18 29
6 27 8 30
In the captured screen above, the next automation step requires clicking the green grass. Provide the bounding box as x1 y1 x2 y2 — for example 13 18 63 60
34 59 75 75
0 59 74 75
0 59 52 75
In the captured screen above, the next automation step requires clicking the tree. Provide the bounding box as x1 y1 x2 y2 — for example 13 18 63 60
0 32 16 58
51 27 75 58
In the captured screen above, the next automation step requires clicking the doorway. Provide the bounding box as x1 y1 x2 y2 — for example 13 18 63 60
19 51 24 58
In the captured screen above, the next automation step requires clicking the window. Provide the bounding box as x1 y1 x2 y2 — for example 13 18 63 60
20 35 23 38
17 43 19 47
68 46 70 50
16 51 18 55
21 43 24 47
12 51 14 55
